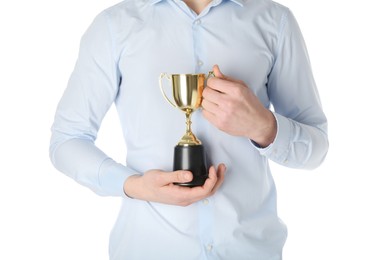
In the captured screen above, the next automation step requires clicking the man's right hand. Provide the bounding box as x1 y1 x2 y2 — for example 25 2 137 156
123 164 226 206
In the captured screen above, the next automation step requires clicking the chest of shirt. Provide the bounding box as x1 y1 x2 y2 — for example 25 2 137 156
112 3 278 104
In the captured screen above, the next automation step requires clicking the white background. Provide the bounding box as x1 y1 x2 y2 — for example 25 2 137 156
0 0 379 259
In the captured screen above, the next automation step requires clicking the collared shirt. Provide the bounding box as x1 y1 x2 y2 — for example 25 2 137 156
50 0 328 259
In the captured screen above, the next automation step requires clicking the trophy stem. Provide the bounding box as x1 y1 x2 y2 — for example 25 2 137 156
185 109 192 135
178 109 201 146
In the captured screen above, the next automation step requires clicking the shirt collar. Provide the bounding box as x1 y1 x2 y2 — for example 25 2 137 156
148 0 245 7
149 0 163 5
228 0 245 6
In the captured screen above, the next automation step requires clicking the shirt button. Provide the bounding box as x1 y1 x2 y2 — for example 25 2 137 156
206 244 213 251
203 199 209 205
197 60 204 66
194 19 201 25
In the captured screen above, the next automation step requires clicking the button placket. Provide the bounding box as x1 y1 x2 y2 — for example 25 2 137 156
192 18 204 71
198 196 214 256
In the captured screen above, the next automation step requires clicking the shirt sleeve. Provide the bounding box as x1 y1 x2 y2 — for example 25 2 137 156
256 9 329 169
49 11 136 197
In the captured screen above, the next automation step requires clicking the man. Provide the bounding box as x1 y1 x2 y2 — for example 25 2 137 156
50 0 328 259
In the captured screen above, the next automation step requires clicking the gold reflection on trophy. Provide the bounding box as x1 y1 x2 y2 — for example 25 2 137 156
160 73 213 146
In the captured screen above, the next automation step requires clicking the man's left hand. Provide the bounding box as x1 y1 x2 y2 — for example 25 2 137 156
202 65 277 148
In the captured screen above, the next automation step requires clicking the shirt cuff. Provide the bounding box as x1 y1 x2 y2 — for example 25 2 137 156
98 158 138 198
251 112 292 164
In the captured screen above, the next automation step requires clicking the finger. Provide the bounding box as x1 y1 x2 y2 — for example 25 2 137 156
174 165 226 205
201 98 220 114
207 76 249 96
158 170 193 186
181 166 218 202
217 163 227 175
202 85 225 104
206 77 231 94
210 164 226 194
202 109 218 126
200 166 219 193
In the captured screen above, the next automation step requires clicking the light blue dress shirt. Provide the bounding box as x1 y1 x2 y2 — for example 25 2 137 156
50 0 328 259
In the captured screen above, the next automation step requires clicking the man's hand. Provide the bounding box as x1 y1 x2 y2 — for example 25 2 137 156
123 164 226 206
202 65 277 147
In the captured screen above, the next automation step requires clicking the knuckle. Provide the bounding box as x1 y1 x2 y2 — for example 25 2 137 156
234 85 245 98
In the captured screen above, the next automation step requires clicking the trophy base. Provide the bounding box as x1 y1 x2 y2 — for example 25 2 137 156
173 144 208 187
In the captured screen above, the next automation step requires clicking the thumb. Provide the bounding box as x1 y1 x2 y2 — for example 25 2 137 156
212 64 225 79
161 170 193 185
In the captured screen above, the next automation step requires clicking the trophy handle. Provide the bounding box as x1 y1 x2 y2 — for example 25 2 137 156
205 71 215 88
159 73 177 108
207 71 215 79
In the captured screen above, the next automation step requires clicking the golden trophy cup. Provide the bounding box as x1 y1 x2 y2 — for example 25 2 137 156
159 72 213 187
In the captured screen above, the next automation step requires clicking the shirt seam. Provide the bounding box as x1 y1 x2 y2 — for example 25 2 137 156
275 8 289 58
267 8 289 95
103 11 119 66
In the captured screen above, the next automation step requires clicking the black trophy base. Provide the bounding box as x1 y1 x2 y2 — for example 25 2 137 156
173 144 208 187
